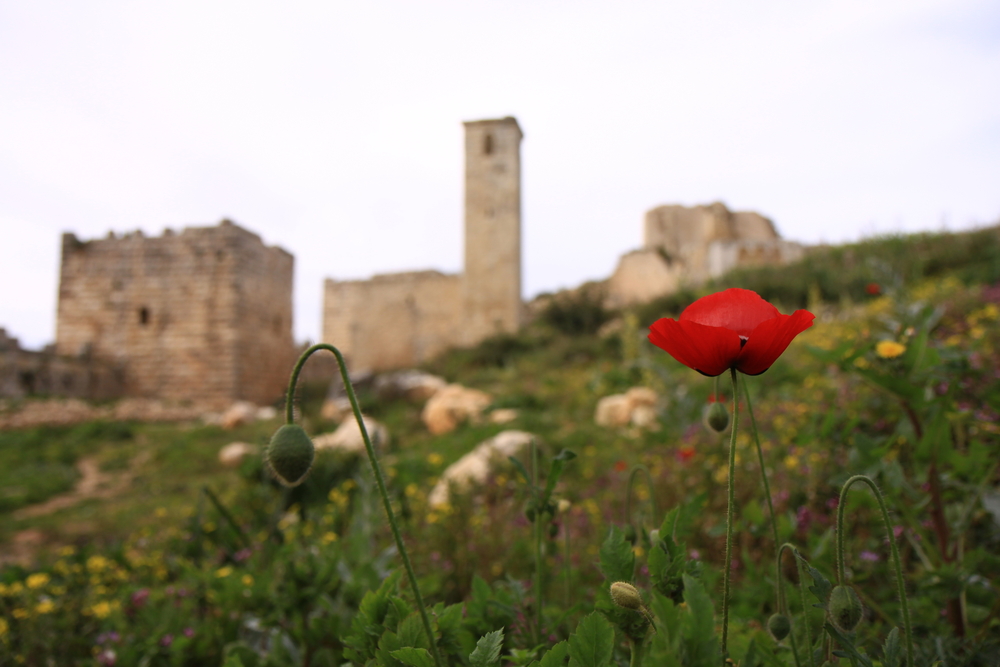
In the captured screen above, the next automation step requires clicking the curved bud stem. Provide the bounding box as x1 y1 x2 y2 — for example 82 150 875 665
721 368 741 663
284 344 442 667
836 474 914 667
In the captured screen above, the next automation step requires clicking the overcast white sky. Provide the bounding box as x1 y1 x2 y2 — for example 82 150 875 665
1 1 998 350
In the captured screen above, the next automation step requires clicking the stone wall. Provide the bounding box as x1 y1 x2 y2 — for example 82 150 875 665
0 329 124 400
323 271 462 373
56 220 294 408
606 202 805 308
322 117 523 373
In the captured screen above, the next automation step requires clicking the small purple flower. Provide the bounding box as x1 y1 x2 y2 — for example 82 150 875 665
859 550 879 562
183 627 195 638
233 548 253 563
689 549 701 560
160 634 173 648
131 588 150 608
893 525 904 539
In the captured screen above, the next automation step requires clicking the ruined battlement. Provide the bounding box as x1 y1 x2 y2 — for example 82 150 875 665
56 220 295 408
322 117 524 373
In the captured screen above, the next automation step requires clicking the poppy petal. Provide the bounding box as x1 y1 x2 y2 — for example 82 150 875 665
679 288 781 338
649 318 742 376
735 309 815 375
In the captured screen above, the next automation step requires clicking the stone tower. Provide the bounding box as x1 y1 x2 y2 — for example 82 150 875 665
56 221 295 408
461 117 523 344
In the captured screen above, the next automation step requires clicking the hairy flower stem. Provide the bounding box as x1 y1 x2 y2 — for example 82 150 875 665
285 344 442 667
629 637 644 667
742 381 779 561
776 543 803 667
533 441 544 647
795 556 816 667
721 368 741 662
836 475 914 667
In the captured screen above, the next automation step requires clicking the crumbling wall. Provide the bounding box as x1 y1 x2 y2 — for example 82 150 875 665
56 220 293 408
323 271 462 373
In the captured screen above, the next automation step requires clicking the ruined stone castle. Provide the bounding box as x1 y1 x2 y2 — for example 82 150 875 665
54 220 295 408
1 116 809 405
322 117 524 373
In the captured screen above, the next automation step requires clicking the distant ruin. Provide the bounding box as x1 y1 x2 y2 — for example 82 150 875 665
54 220 295 408
322 117 524 373
605 202 805 308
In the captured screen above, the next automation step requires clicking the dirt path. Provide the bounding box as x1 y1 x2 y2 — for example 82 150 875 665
13 452 149 520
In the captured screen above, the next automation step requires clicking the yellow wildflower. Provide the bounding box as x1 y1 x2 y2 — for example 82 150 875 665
242 575 254 587
321 532 338 545
876 341 906 359
90 601 112 619
87 555 110 573
35 600 55 614
216 566 233 578
26 573 50 589
0 617 8 637
426 453 443 466
12 608 29 620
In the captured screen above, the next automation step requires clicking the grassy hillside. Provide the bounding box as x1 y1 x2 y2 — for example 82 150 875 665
1 227 998 665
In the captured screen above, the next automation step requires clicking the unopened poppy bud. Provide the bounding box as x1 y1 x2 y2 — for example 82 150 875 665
703 401 730 433
767 613 791 641
623 524 637 545
828 584 863 632
610 581 643 610
266 424 315 487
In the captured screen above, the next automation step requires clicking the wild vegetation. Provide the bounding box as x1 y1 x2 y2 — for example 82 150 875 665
1 227 999 666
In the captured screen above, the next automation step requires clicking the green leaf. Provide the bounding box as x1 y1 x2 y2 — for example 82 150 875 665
538 641 570 667
469 628 505 667
599 525 635 583
540 449 576 509
391 648 436 667
680 573 718 666
567 612 615 667
793 549 832 610
509 456 533 487
222 655 245 667
824 622 873 667
881 627 902 667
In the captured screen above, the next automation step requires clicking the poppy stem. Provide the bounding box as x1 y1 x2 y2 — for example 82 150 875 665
285 343 442 667
836 475 914 667
721 367 740 663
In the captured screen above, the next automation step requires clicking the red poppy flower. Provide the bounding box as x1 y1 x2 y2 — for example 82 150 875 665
648 288 814 376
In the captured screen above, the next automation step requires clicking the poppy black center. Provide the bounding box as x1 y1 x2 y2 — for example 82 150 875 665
739 336 748 348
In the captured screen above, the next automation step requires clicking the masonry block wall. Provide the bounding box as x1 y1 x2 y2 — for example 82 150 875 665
56 220 294 407
323 117 524 373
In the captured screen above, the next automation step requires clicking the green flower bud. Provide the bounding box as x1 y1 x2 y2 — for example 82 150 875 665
767 613 791 642
703 401 730 433
266 424 315 487
828 584 864 632
623 524 638 545
610 581 643 610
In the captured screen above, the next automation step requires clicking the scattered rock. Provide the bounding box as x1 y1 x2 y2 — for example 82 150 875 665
312 415 389 455
489 408 519 425
428 430 536 507
218 442 257 468
220 401 258 429
256 406 278 421
421 384 493 435
595 387 660 429
374 370 447 402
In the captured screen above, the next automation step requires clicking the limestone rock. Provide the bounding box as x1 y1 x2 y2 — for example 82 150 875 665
218 442 257 467
428 430 536 507
595 387 660 429
312 415 389 455
421 384 493 435
220 401 259 429
489 408 519 425
374 370 447 402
